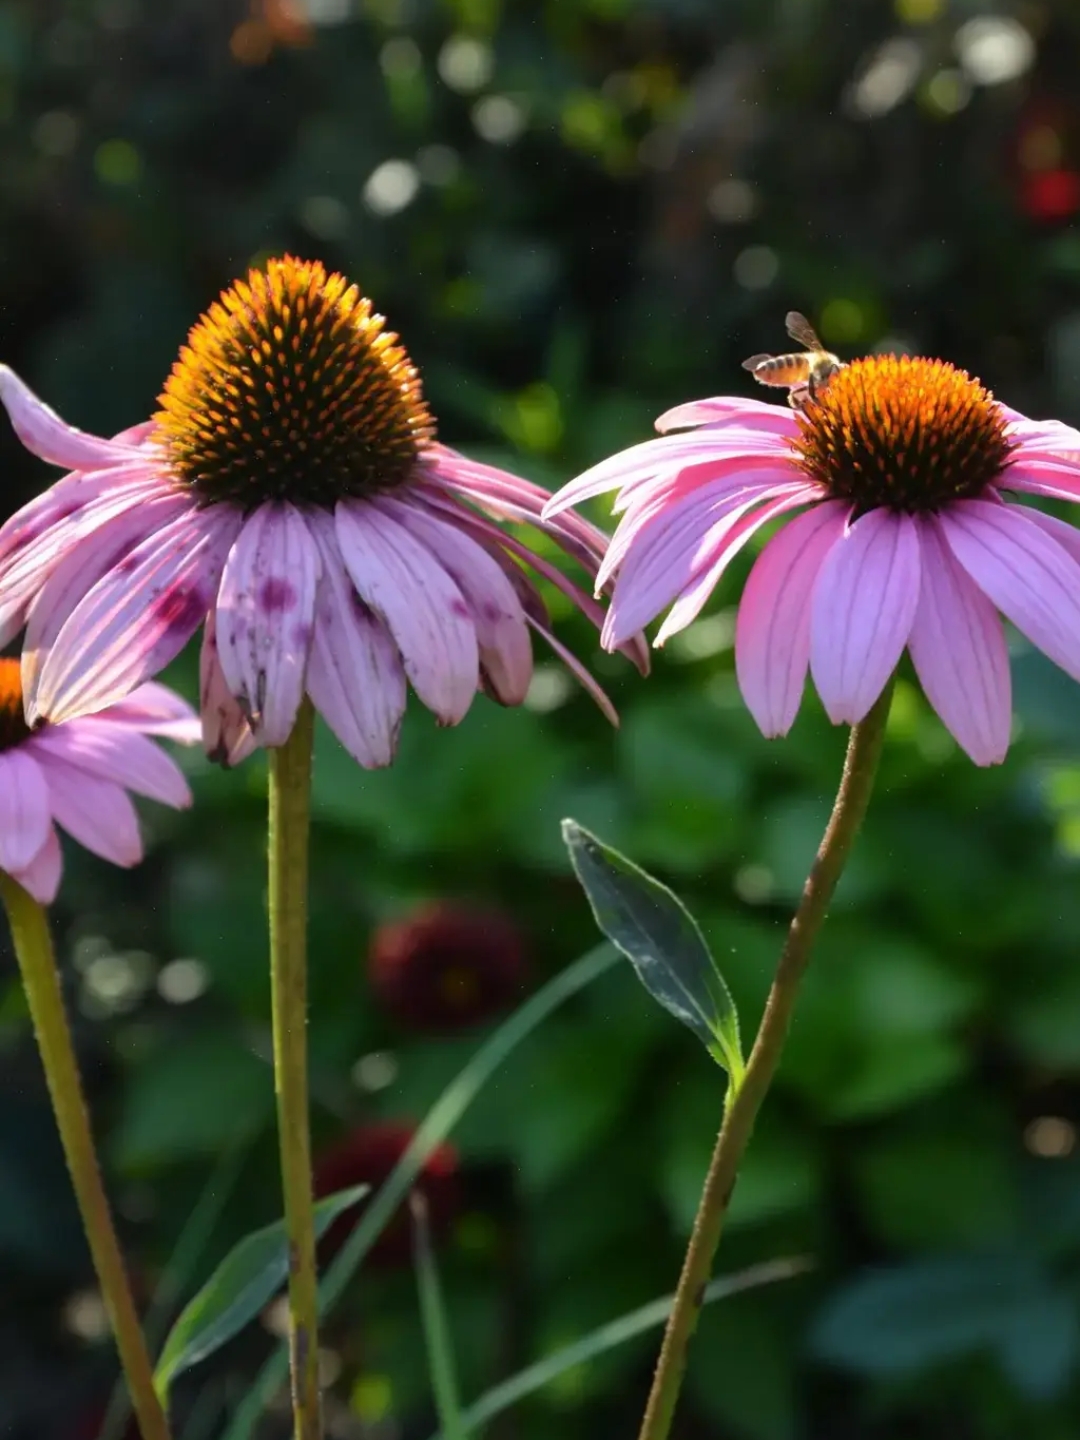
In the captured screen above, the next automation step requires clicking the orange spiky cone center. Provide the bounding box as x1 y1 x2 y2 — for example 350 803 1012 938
792 355 1014 512
155 255 434 508
0 658 30 751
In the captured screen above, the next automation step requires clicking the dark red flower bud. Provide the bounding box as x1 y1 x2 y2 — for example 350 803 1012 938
313 1121 459 1268
368 902 528 1034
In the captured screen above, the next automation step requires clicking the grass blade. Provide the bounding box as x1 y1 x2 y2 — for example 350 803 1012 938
412 1192 468 1440
430 1256 813 1439
224 942 618 1440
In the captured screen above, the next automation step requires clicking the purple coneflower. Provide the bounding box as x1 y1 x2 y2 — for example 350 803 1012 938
0 659 197 902
544 354 1080 764
0 257 646 764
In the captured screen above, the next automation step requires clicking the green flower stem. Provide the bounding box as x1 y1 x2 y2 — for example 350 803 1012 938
0 873 171 1440
636 679 895 1440
268 696 322 1440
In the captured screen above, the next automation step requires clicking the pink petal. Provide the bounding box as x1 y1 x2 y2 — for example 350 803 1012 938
655 395 800 435
1005 461 1080 504
654 488 820 647
387 498 532 706
541 427 791 519
603 478 808 648
0 477 177 648
303 512 406 769
27 504 240 726
199 608 257 767
335 499 478 726
42 756 142 867
102 681 201 743
1006 415 1080 454
941 499 1080 681
215 503 321 747
0 749 52 873
411 490 652 676
422 448 612 576
15 826 62 905
735 501 849 737
523 614 619 726
810 508 921 724
0 366 139 470
28 723 193 808
907 517 1011 766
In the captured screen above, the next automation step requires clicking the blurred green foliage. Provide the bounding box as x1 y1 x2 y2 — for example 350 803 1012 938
5 1 1080 1438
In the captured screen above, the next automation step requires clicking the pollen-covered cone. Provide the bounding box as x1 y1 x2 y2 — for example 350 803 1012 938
544 354 1080 765
0 660 198 903
0 257 647 766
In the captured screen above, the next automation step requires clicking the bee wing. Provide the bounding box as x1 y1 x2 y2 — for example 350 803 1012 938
741 353 773 372
785 312 823 350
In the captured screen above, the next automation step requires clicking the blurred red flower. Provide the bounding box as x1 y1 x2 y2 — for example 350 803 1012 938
313 1121 459 1268
368 902 528 1033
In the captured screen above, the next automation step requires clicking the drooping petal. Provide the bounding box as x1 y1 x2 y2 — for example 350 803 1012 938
199 609 257 767
215 503 321 746
20 488 191 684
42 756 142 867
27 504 240 726
540 426 791 519
1005 414 1080 455
0 749 52 874
942 499 1080 681
602 477 808 647
654 487 820 646
0 366 139 470
335 499 478 725
810 507 921 724
303 512 406 768
28 723 193 808
907 517 1011 766
655 394 800 436
735 500 849 736
102 681 202 743
1005 461 1080 504
387 498 532 706
411 490 651 677
15 827 62 905
522 614 619 726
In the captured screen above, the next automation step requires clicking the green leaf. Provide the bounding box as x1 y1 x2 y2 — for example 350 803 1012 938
561 819 742 1076
154 1183 369 1403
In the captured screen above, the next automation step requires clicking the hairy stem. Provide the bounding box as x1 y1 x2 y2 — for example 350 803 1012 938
268 697 322 1440
636 681 895 1440
0 873 171 1440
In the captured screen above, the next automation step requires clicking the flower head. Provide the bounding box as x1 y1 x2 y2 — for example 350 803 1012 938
369 900 528 1033
544 349 1080 765
0 661 198 902
0 257 647 765
314 1120 459 1267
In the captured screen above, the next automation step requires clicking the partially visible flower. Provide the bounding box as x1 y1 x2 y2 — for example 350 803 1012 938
0 660 198 902
0 257 646 767
544 355 1080 765
314 1121 459 1267
369 900 527 1033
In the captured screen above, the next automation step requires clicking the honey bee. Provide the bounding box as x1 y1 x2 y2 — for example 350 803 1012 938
741 312 843 410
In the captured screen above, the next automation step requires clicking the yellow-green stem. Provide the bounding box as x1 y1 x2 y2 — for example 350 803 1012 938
0 873 171 1440
268 696 322 1440
636 680 895 1440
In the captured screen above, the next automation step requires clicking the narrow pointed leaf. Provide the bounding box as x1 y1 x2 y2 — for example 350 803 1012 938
154 1183 369 1403
562 819 743 1076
